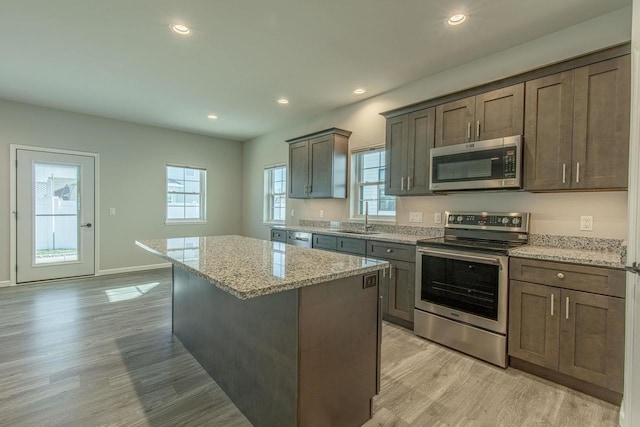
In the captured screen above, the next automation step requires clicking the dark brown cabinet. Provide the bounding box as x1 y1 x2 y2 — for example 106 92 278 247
524 55 630 191
287 128 351 199
385 108 434 196
508 258 625 402
435 84 524 147
367 241 416 328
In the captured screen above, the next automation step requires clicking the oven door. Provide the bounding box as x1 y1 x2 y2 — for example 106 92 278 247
415 247 508 334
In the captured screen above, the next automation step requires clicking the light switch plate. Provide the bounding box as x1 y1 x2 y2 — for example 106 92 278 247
409 212 423 223
109 208 116 216
290 209 295 217
580 216 593 231
320 209 324 218
434 212 442 224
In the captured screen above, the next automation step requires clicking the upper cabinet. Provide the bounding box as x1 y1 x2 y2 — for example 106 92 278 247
385 108 435 196
525 55 630 191
434 84 524 147
287 128 351 199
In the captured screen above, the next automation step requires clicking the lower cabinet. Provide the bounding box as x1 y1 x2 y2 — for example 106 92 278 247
382 260 415 325
310 233 416 329
508 258 625 402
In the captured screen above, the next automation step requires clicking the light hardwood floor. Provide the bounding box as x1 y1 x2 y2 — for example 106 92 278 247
0 270 619 426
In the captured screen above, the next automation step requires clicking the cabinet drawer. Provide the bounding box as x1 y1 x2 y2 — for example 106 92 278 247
270 229 286 242
336 237 366 256
509 257 625 298
312 234 337 251
367 241 415 262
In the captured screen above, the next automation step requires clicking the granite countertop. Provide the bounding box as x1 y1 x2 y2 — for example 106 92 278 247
136 235 389 299
272 225 427 245
508 245 625 269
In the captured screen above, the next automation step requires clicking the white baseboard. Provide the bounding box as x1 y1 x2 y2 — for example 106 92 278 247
0 280 12 288
97 263 171 276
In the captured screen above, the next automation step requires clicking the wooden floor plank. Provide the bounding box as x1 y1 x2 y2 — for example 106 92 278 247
0 269 619 426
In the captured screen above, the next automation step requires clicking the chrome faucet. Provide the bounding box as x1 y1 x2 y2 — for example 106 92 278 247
364 201 371 232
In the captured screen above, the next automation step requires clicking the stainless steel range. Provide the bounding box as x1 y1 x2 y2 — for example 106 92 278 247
414 211 530 368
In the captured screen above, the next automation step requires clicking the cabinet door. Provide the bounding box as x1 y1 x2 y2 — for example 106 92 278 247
385 115 408 195
308 135 334 198
406 108 434 195
434 96 475 147
572 55 630 190
387 260 415 323
508 280 560 370
475 83 524 141
524 72 574 191
289 141 309 198
559 289 625 392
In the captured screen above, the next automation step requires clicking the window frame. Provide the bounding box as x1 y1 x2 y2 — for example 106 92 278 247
165 163 207 225
263 164 287 225
350 146 396 222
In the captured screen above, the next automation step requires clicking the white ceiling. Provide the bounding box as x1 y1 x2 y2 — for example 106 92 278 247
0 0 631 141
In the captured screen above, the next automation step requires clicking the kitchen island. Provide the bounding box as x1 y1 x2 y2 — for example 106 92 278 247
136 235 388 427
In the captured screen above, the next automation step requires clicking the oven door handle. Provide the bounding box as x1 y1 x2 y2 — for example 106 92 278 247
417 248 504 269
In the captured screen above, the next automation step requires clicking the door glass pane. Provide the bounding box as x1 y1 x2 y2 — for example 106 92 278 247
34 163 80 264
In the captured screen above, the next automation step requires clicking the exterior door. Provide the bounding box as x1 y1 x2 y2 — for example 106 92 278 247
16 149 95 283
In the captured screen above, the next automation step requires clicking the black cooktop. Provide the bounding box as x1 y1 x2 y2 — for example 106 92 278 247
417 236 527 255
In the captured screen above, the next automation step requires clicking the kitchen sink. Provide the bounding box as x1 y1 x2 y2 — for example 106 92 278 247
333 229 380 235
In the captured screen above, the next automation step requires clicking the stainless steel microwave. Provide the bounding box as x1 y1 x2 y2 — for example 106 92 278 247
429 135 522 191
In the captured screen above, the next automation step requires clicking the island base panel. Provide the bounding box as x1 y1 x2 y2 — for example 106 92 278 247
172 266 299 427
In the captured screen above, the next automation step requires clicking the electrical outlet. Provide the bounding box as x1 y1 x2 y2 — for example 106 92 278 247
409 212 423 223
580 216 593 231
290 209 295 217
434 212 442 224
109 208 116 216
319 209 324 218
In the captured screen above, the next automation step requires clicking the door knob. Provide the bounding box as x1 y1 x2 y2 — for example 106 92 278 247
80 223 92 228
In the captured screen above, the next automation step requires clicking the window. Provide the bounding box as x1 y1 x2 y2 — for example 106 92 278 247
352 148 395 218
264 165 286 224
166 165 206 223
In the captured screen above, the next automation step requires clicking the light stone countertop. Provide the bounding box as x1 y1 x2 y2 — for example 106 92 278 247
508 245 625 269
136 235 389 300
272 225 428 245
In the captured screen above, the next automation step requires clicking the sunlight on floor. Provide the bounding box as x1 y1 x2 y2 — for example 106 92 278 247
105 282 159 302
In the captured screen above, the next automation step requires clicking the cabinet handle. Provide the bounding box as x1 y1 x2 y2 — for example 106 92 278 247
382 268 386 278
401 177 405 191
389 266 394 279
308 184 312 193
476 121 480 139
557 272 565 279
407 176 412 191
566 297 570 319
562 164 566 184
467 122 471 140
550 294 554 316
576 163 580 183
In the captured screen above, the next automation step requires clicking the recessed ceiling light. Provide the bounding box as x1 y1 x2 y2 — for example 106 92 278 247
277 98 290 105
354 88 366 95
171 24 191 35
207 114 218 119
447 13 467 26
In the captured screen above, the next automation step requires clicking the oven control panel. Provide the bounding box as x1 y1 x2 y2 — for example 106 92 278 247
445 212 529 232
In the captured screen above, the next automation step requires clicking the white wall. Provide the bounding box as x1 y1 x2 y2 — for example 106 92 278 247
242 7 632 241
0 99 243 283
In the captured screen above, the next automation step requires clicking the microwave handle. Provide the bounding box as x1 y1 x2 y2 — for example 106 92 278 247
418 248 503 269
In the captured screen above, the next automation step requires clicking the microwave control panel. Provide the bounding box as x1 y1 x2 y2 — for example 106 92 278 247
503 147 517 178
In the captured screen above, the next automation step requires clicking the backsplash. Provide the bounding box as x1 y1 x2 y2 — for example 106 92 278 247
298 219 444 238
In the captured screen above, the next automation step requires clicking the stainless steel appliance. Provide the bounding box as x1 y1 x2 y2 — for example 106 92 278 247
285 231 312 248
414 211 530 367
429 135 522 191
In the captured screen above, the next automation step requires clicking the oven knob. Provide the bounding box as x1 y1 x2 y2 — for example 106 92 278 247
512 217 520 225
501 217 509 224
457 216 463 222
449 215 455 222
